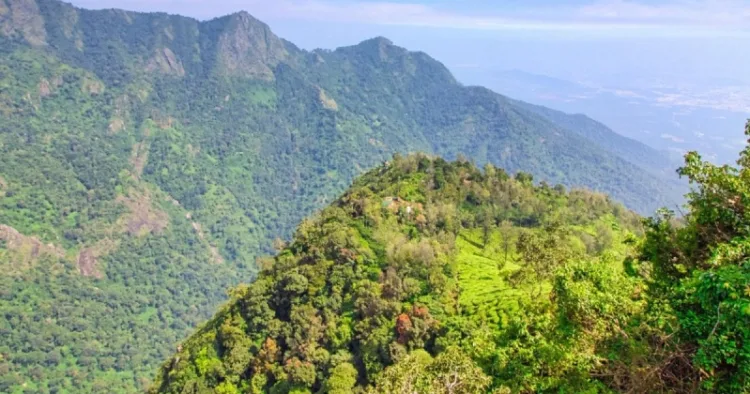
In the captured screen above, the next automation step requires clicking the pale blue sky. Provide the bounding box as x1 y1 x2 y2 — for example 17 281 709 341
68 0 750 35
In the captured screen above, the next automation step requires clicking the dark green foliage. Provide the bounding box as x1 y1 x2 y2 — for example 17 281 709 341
639 121 750 393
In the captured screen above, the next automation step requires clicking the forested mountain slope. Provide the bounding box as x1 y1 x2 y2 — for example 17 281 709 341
512 99 681 177
154 135 750 393
0 0 683 392
152 154 648 394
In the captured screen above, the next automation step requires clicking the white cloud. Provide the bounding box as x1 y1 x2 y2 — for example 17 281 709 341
661 133 686 142
578 0 750 26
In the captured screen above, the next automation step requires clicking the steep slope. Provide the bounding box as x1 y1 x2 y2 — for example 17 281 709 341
150 154 646 393
302 38 684 210
0 0 682 392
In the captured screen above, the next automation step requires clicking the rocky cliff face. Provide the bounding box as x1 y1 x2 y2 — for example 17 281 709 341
0 0 47 46
213 11 289 80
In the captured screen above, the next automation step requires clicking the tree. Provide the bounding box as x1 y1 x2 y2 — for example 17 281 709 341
369 350 433 394
325 362 358 394
640 121 750 392
593 221 614 254
369 348 490 394
481 206 494 248
498 220 514 267
516 223 576 295
428 347 491 394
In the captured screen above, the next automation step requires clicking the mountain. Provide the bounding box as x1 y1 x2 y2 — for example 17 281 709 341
151 154 648 394
153 136 750 393
0 0 685 392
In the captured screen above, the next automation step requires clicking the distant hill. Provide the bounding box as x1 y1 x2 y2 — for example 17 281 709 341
511 99 680 177
0 0 684 392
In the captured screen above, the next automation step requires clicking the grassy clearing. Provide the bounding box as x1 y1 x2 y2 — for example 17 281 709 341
455 219 633 327
456 229 527 325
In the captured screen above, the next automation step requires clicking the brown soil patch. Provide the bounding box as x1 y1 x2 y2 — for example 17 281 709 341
108 95 131 134
318 88 338 111
145 47 185 77
130 141 149 179
76 248 99 278
82 77 104 95
38 79 51 97
209 245 224 264
0 224 65 273
0 224 64 258
109 117 125 133
117 190 169 236
75 239 117 279
38 76 62 98
155 116 176 129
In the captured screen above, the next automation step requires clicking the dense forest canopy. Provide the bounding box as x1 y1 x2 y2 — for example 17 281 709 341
153 127 750 393
0 0 700 393
151 154 646 393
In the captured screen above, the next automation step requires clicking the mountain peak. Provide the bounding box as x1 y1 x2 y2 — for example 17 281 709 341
362 36 393 46
339 35 457 85
355 36 397 53
212 10 288 79
227 10 258 24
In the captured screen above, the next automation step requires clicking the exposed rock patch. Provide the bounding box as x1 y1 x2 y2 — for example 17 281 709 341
118 9 133 24
60 4 79 39
76 248 100 278
81 77 104 95
117 190 169 236
216 11 288 80
130 141 149 179
75 239 116 279
38 76 62 98
167 196 180 206
186 144 200 158
318 88 338 111
0 0 47 46
109 118 125 133
146 47 185 77
0 224 65 272
163 25 174 41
